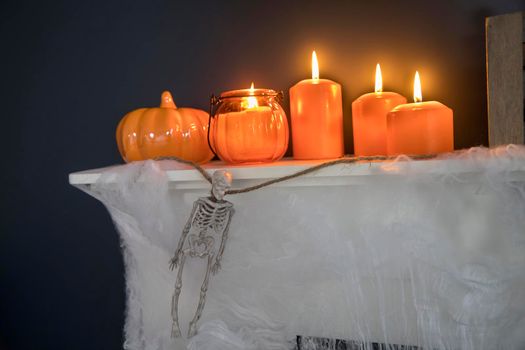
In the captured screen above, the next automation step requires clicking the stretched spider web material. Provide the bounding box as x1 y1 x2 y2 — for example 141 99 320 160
75 146 525 350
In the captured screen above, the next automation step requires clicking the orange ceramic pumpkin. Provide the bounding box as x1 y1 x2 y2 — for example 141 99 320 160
116 91 214 163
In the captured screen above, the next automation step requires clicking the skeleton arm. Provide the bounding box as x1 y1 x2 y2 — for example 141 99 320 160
211 206 234 274
170 201 200 270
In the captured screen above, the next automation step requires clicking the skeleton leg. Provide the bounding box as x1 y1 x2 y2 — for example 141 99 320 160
171 253 187 338
188 254 214 337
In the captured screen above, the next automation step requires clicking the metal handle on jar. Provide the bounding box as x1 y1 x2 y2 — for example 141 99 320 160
207 94 220 159
276 90 284 104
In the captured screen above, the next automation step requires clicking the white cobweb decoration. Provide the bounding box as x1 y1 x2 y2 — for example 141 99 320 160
75 145 525 350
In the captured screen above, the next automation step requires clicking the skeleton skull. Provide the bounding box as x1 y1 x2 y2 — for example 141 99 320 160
211 170 233 200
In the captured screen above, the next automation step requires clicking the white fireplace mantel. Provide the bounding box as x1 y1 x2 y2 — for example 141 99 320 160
69 147 525 350
69 156 525 189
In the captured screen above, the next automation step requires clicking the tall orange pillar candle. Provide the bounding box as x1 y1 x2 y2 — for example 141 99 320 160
289 51 344 159
387 71 454 155
352 64 407 156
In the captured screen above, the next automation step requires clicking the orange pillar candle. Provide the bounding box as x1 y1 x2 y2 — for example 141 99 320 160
352 64 407 156
289 51 344 159
387 71 454 155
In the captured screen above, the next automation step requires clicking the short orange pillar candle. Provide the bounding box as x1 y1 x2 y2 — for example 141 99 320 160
289 51 344 159
387 71 454 155
352 64 407 156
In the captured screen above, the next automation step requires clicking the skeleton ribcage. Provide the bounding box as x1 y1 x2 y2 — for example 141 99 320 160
192 198 232 233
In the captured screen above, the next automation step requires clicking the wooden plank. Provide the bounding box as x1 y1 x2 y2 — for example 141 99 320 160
486 11 524 146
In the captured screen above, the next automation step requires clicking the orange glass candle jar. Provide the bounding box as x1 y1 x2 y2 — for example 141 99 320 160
289 51 344 159
209 84 289 164
387 72 454 155
352 64 406 156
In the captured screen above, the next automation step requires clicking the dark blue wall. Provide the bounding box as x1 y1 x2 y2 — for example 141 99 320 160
1 1 523 349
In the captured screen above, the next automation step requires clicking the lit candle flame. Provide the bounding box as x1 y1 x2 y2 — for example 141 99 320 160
414 71 422 103
375 63 382 93
312 50 319 80
247 82 258 108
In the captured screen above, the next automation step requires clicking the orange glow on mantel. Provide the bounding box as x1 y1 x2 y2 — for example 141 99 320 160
311 51 319 80
375 63 382 93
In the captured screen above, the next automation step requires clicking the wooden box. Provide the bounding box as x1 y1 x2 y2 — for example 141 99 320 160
486 11 524 146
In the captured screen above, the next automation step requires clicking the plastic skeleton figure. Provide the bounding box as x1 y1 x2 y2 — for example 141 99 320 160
170 170 234 338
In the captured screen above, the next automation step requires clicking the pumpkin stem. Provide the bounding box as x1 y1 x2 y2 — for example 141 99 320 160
160 91 177 108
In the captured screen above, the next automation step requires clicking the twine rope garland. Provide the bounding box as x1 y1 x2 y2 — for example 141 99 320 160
156 156 215 183
156 154 437 195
